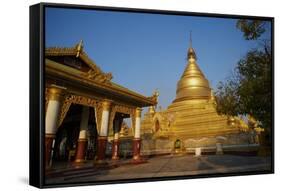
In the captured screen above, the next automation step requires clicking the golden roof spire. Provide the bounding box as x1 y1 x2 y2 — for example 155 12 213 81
75 40 84 57
173 34 211 102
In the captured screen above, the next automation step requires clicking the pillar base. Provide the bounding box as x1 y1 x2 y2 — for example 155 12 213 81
131 156 147 164
131 138 146 164
74 139 87 163
112 156 119 160
74 159 86 163
71 160 87 168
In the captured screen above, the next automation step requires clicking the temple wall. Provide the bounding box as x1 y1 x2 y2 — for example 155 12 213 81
141 132 259 156
141 138 173 155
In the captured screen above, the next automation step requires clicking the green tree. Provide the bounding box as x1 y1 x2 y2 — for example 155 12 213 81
236 20 266 40
215 19 272 130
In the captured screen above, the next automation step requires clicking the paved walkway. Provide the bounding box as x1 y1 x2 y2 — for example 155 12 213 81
45 154 271 185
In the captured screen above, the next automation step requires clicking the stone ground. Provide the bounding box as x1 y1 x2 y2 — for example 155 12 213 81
45 154 271 185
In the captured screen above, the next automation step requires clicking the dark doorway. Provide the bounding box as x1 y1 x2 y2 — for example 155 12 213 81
53 104 98 162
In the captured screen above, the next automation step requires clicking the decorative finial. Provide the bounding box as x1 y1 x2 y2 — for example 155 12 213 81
187 31 197 60
76 40 83 57
153 89 159 97
152 89 159 104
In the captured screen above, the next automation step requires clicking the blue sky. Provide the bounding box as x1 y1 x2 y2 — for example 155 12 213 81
45 7 270 109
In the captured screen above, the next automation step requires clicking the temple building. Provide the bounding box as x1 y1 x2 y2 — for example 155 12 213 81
141 39 261 156
44 41 157 168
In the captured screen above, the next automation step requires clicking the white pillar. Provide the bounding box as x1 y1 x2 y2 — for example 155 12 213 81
45 86 65 167
46 100 62 135
45 87 65 136
99 100 111 137
78 106 90 139
134 108 142 139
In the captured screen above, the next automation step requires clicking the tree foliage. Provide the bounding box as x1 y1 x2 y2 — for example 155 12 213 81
236 20 266 40
215 20 272 129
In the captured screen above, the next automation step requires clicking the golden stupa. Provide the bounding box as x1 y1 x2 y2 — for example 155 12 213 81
141 37 259 155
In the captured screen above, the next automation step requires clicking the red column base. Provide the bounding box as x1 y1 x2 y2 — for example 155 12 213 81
74 139 87 163
131 138 146 164
111 139 120 160
95 136 108 164
45 134 55 168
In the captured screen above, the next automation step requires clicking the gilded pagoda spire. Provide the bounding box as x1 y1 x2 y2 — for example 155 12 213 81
173 33 211 102
187 31 197 60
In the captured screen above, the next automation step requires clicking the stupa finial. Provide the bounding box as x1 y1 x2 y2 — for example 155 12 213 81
187 31 196 60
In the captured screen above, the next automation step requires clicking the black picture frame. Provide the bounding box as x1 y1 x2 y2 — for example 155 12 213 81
30 2 274 188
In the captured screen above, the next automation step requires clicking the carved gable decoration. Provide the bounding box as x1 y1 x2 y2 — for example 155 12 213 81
45 40 113 84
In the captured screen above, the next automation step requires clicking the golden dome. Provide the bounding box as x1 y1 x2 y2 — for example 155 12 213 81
173 46 211 102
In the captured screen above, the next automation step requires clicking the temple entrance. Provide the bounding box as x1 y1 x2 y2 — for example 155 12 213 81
53 104 98 163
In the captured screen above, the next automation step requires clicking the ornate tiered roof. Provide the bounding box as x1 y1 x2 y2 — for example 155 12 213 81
45 40 157 107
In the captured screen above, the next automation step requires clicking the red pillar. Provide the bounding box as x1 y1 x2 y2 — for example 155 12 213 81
132 138 142 163
96 136 108 162
74 139 87 163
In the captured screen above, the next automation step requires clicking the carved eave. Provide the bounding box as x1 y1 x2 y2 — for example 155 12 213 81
45 42 157 107
45 58 156 107
46 45 112 83
110 82 157 106
45 47 77 56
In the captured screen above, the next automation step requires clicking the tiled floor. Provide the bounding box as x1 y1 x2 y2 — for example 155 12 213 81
45 154 271 185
